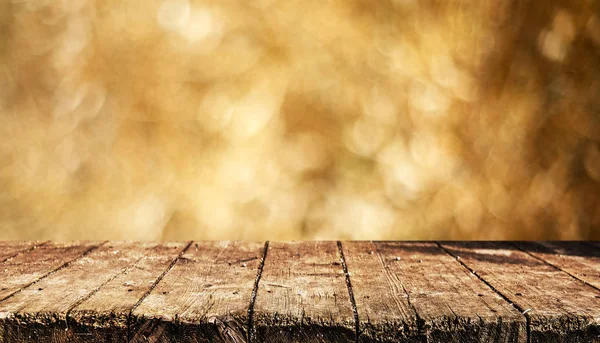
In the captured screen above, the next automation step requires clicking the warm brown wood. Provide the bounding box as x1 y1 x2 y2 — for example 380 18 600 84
440 242 600 343
68 242 190 342
0 241 100 301
343 242 526 342
0 242 167 342
130 241 265 343
340 241 419 342
1 241 600 342
514 242 600 290
252 241 355 343
0 241 42 263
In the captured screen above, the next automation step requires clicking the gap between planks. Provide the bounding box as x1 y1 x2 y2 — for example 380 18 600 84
125 241 194 341
132 241 528 343
5 241 598 342
247 241 269 343
0 241 270 343
337 241 360 343
436 242 532 343
0 241 48 264
508 242 600 295
65 253 151 332
0 241 106 304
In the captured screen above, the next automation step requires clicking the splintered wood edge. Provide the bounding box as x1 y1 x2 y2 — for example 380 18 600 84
1 241 600 342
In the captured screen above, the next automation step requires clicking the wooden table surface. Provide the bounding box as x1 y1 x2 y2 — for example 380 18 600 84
0 241 599 343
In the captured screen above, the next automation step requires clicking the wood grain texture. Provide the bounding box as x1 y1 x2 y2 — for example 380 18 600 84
0 241 100 301
340 241 420 343
130 241 265 343
382 242 525 342
252 241 355 343
0 242 164 342
0 241 42 263
68 242 190 342
1 241 600 342
514 242 600 290
440 242 600 343
343 242 526 342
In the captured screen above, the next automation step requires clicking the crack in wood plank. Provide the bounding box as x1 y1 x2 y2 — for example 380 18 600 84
437 242 531 343
65 256 147 332
372 243 422 335
337 241 360 343
130 241 264 342
65 242 191 342
510 242 600 294
247 241 269 343
0 241 105 304
338 242 421 342
1 242 599 342
0 241 47 264
252 241 355 342
127 241 193 341
440 242 600 343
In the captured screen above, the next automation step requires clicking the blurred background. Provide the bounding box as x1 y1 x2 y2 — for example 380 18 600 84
0 0 599 240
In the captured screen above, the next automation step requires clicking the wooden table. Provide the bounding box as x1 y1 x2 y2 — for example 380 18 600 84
0 241 599 342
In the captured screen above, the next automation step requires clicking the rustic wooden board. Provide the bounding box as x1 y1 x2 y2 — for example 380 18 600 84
0 241 100 302
0 241 600 342
513 242 600 291
68 242 191 342
343 242 526 342
0 241 42 263
440 242 600 343
130 241 266 343
0 242 167 342
252 241 355 343
339 241 419 342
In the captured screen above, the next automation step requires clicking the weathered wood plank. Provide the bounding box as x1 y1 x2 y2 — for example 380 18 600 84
0 241 42 263
440 242 600 343
513 242 600 291
252 241 355 343
343 242 526 342
130 241 265 343
379 242 526 343
68 242 191 342
0 242 164 342
0 241 100 301
1 241 599 342
340 241 419 342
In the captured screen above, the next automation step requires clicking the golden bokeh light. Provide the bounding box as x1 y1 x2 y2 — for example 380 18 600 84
0 0 599 240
